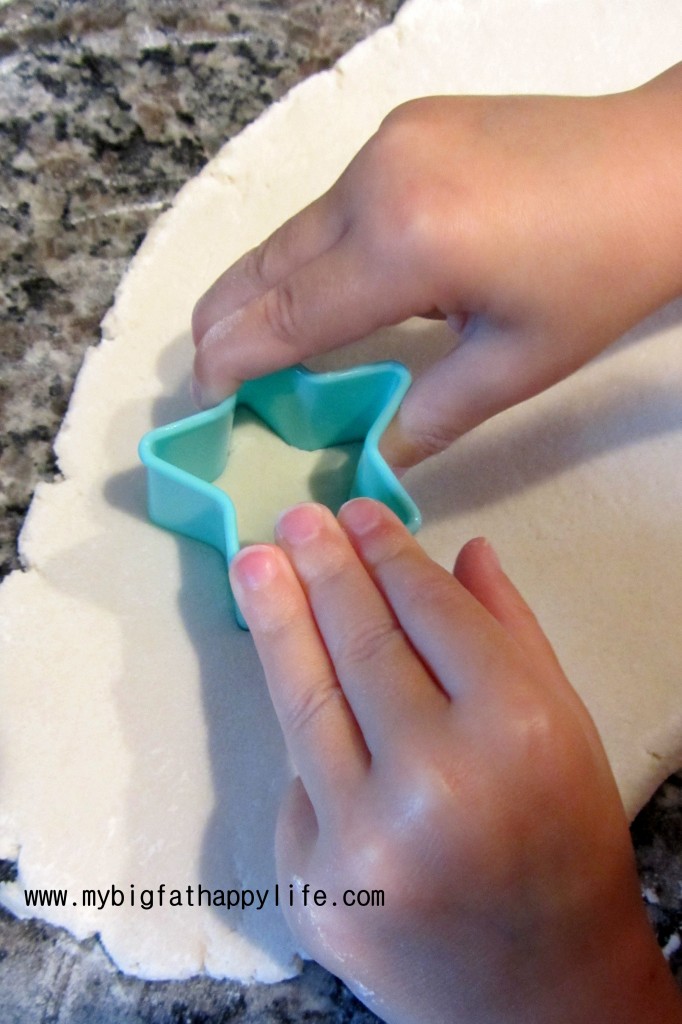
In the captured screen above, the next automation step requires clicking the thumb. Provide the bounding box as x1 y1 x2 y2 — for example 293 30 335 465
379 317 581 469
275 776 318 880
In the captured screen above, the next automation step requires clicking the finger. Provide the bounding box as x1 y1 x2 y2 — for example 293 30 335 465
274 503 446 753
191 230 419 408
453 537 564 672
192 191 346 347
338 498 522 701
229 543 368 812
275 778 336 968
453 537 600 722
379 317 588 469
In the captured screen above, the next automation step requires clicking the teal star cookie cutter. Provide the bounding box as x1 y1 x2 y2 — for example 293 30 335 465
138 361 421 629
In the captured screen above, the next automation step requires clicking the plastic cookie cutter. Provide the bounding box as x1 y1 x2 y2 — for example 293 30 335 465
138 361 422 629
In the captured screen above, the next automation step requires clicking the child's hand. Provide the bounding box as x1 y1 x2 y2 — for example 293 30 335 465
229 499 682 1024
194 65 682 469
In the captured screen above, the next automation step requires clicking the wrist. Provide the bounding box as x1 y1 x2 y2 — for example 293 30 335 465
536 892 682 1024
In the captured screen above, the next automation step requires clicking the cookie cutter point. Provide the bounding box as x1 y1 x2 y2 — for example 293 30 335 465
139 361 422 629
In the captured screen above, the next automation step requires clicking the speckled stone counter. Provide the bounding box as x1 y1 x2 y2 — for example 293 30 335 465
0 1 680 1020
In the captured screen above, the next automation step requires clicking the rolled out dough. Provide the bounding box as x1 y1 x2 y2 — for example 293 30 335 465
214 409 361 546
2 0 682 984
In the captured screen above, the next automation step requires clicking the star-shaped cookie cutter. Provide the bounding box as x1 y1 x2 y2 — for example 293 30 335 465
139 361 421 628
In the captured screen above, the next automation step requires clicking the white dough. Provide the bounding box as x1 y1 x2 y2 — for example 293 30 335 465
214 409 361 545
1 0 682 984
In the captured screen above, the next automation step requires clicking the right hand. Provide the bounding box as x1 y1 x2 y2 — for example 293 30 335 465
193 65 682 469
229 499 682 1024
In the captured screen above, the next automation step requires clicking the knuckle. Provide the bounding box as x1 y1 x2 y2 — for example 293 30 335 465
244 241 272 290
406 566 457 616
282 683 344 742
262 279 300 348
361 108 447 262
249 594 301 641
335 617 404 673
408 420 461 462
375 181 442 262
377 98 432 143
345 820 442 919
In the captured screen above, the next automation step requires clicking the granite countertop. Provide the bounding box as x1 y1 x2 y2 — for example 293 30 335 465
0 1 680 1020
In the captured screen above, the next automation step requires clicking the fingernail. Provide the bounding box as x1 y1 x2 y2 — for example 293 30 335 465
338 498 384 537
192 310 245 408
484 538 502 571
190 374 204 408
190 375 222 410
275 503 324 546
230 545 279 592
